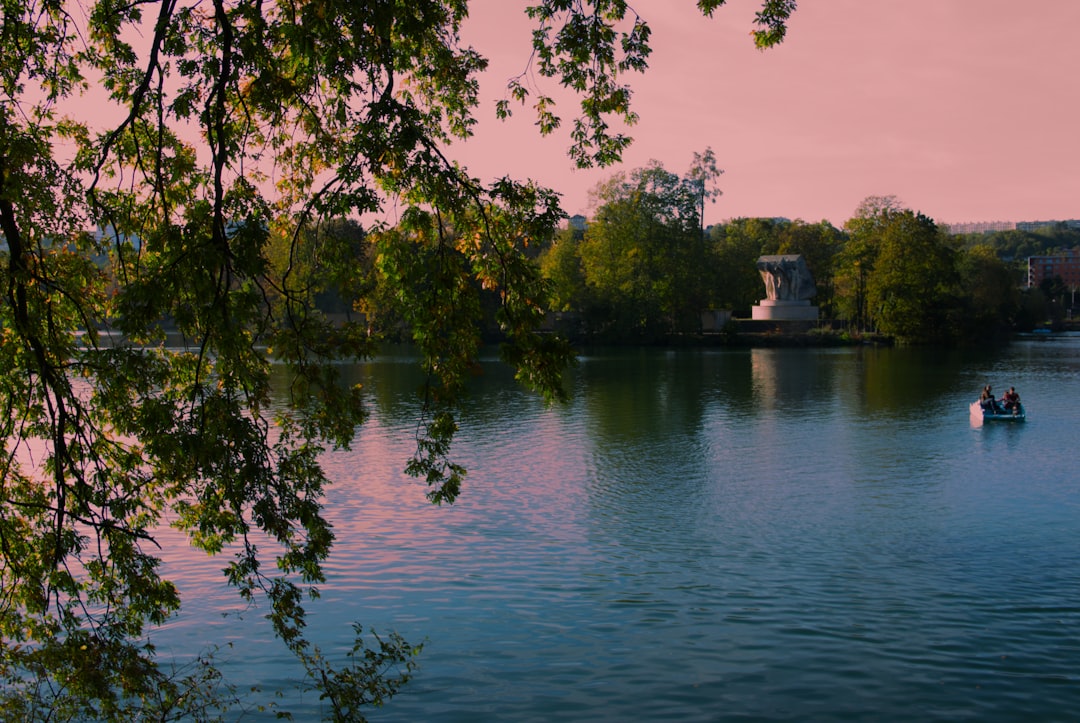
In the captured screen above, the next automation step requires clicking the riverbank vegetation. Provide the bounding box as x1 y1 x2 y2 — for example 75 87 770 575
539 181 1077 346
295 180 1075 350
295 172 1076 349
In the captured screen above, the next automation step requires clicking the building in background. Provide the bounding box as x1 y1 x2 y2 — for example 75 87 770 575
944 220 1016 234
944 219 1080 234
1027 248 1080 289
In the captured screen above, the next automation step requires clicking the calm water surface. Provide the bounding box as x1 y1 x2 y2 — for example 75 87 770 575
155 335 1080 721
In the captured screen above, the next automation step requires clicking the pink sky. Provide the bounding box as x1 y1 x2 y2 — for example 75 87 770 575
449 0 1080 228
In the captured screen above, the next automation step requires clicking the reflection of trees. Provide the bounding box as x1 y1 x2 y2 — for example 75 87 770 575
264 345 983 452
268 350 427 428
853 346 979 415
578 350 719 447
575 350 721 538
270 349 558 435
748 345 981 420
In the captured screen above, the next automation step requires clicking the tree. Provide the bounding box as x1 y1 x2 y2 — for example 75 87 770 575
579 185 666 337
710 217 778 317
1039 275 1070 324
775 220 843 318
578 156 715 338
687 146 724 241
265 217 370 318
835 195 904 331
864 210 960 344
0 1 795 718
540 224 587 314
1015 286 1050 331
955 245 1020 342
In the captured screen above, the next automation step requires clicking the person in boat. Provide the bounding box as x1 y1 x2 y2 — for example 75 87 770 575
1002 386 1021 413
979 385 1002 413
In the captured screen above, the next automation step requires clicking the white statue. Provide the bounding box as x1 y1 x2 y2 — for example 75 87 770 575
756 255 816 302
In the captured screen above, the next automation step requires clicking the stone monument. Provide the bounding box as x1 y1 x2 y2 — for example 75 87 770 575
751 254 819 321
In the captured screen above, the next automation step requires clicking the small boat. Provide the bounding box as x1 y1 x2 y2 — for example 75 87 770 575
970 401 1026 422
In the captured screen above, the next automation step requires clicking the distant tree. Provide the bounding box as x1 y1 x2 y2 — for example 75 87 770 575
579 188 665 337
266 217 370 317
952 226 1080 261
709 218 778 316
540 225 587 313
835 196 904 331
1015 287 1051 331
850 195 905 224
955 245 1020 342
1032 223 1080 253
775 220 844 318
865 211 960 344
1039 275 1070 324
687 147 724 241
578 156 716 338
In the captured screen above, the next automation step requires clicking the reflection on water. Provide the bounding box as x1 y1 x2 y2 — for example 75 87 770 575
154 335 1080 721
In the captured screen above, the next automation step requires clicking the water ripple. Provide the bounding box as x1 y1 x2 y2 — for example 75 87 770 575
147 340 1080 721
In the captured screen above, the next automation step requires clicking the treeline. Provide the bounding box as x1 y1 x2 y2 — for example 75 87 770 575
952 224 1080 261
295 159 1076 347
538 157 1075 344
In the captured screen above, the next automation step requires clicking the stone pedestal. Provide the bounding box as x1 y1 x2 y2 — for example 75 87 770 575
751 299 819 321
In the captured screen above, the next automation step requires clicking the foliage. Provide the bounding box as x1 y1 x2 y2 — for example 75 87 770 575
0 0 795 716
954 245 1020 342
864 210 960 344
709 217 777 317
296 626 423 723
540 187 1031 346
1037 275 1071 324
687 147 724 237
833 196 903 331
503 3 796 166
834 198 1026 344
0 1 798 715
774 219 843 318
572 156 718 339
539 225 587 313
951 224 1080 260
1014 287 1050 331
825 197 1045 343
266 218 373 318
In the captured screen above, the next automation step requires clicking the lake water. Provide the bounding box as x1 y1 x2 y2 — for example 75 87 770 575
154 334 1080 721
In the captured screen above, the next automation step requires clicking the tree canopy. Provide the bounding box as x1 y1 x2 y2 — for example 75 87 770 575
546 186 1026 346
0 0 797 718
865 210 959 344
543 154 720 339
